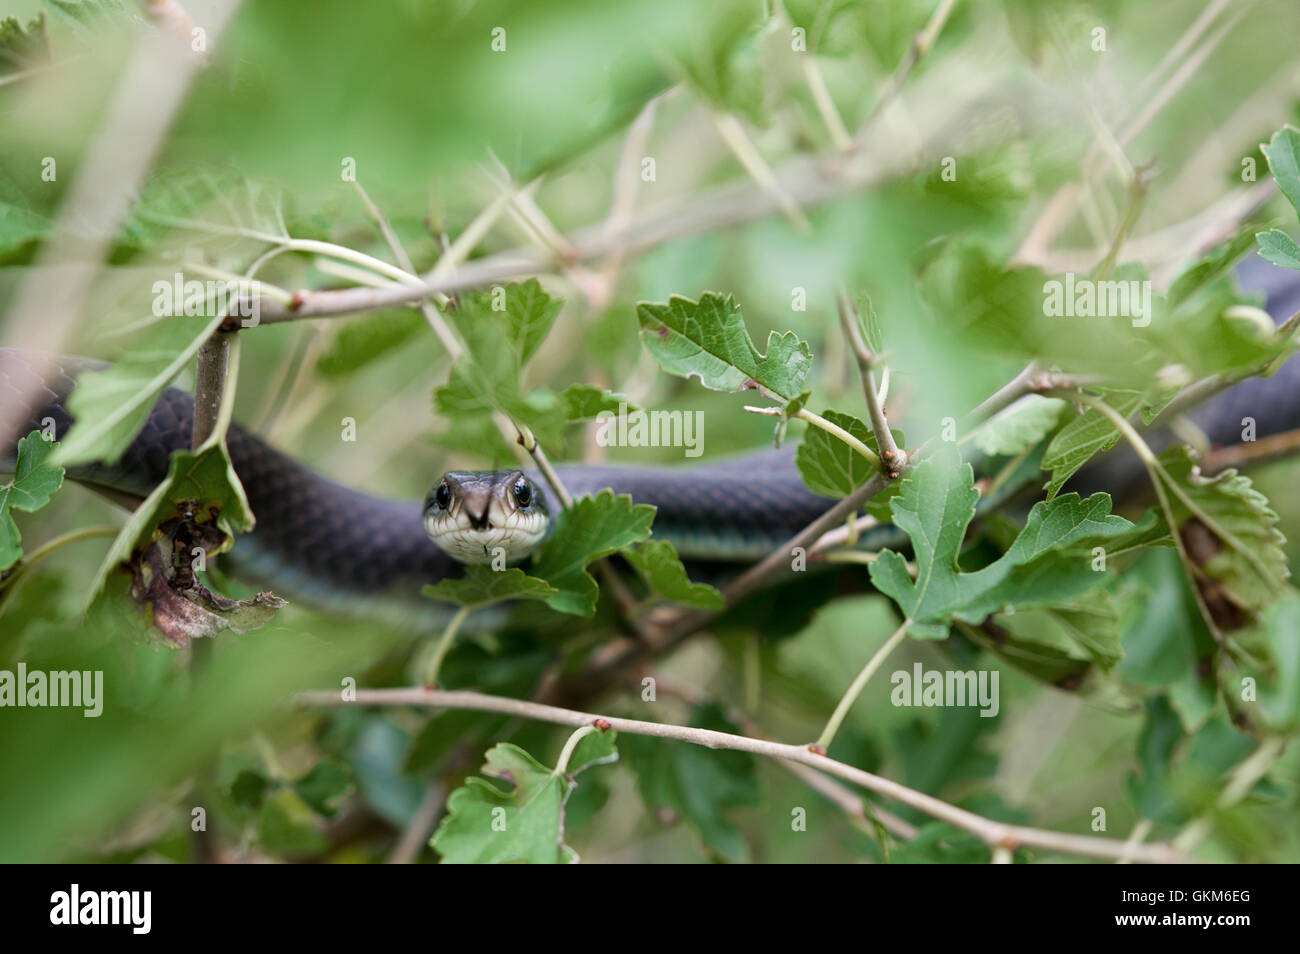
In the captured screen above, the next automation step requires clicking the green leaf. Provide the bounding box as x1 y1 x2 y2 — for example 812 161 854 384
1236 594 1300 732
1255 229 1300 270
621 540 724 610
422 566 559 609
620 704 759 863
1156 446 1289 614
974 395 1066 458
1261 125 1300 221
293 759 352 819
0 431 65 571
794 409 902 497
257 787 328 858
316 309 425 378
990 592 1123 675
1041 390 1143 499
869 448 1136 639
675 11 768 124
556 384 634 421
434 280 570 449
431 738 616 864
636 293 813 401
50 313 227 467
530 490 656 616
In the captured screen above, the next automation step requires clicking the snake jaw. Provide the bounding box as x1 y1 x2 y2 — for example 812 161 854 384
423 470 549 566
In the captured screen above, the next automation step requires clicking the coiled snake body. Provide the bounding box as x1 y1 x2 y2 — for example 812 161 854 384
5 261 1300 628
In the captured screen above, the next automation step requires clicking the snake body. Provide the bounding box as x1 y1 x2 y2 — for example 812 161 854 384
5 261 1300 628
1 350 848 624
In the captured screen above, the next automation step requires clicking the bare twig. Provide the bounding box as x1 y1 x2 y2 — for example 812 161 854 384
836 287 902 475
1201 427 1300 472
296 686 1189 863
0 0 244 450
192 333 233 450
854 0 960 143
386 779 446 864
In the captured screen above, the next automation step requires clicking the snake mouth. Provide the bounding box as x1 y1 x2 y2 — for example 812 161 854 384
423 470 549 566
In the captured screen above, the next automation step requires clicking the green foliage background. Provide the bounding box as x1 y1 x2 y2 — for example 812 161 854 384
1 0 1299 863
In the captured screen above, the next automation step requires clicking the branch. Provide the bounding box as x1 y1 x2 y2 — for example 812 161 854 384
295 686 1189 863
853 0 960 143
192 332 233 450
836 287 902 475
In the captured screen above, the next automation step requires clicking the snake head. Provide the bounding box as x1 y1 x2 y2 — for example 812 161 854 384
423 470 549 565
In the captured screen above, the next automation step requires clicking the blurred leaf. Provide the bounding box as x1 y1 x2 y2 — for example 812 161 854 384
556 384 634 420
1261 125 1300 220
0 431 65 571
621 539 724 610
423 566 559 609
1235 594 1300 731
620 704 759 862
870 447 1135 638
257 787 328 858
530 491 655 616
1157 446 1289 615
974 395 1066 458
51 315 226 468
1041 390 1143 499
1256 229 1300 270
293 759 353 819
636 293 813 401
316 310 425 378
990 591 1122 674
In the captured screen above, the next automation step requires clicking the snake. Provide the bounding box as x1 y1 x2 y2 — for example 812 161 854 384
4 258 1300 630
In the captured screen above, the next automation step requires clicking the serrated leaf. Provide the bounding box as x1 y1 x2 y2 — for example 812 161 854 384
619 704 759 863
636 293 812 401
974 396 1066 457
1255 229 1300 270
1156 445 1289 613
434 280 568 451
1041 390 1143 499
50 314 227 467
431 739 615 864
1237 594 1300 732
422 565 558 609
869 447 1136 638
794 409 901 497
621 539 723 610
529 490 655 616
0 431 65 571
1261 125 1300 221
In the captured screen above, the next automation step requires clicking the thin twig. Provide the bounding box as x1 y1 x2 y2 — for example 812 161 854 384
836 287 902 475
854 0 960 143
295 687 1189 863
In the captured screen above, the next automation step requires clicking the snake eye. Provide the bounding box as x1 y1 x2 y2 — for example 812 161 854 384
512 477 532 508
434 481 451 510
